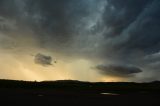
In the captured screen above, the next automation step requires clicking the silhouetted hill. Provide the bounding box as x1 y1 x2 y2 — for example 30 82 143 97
0 79 160 106
0 79 160 94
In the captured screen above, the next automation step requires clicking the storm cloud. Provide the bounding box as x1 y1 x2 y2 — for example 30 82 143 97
0 0 159 81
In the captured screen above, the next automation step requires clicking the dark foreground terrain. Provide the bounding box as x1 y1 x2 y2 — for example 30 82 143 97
0 80 160 106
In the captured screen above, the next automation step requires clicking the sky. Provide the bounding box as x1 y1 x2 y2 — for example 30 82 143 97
0 0 160 82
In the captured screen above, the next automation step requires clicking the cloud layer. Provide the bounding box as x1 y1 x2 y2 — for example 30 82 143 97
0 0 159 81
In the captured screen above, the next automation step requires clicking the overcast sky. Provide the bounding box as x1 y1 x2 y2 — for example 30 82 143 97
0 0 159 82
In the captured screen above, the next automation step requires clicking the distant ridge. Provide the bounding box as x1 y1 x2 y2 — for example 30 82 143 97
0 79 159 94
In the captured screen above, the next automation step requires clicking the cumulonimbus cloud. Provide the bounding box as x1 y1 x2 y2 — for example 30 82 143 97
0 0 159 81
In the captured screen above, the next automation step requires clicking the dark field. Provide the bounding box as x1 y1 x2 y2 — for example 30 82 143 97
0 80 160 106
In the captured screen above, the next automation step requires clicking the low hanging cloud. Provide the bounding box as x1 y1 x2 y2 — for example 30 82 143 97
34 53 52 66
95 64 142 77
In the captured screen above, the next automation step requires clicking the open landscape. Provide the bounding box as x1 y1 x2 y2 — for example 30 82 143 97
0 79 160 106
0 0 160 106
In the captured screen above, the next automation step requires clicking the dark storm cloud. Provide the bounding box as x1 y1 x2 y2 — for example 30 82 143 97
118 0 160 54
96 64 142 77
0 0 84 50
0 0 159 56
103 0 150 38
34 53 52 66
102 0 160 57
0 0 104 54
0 0 160 81
17 0 105 53
96 0 160 81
